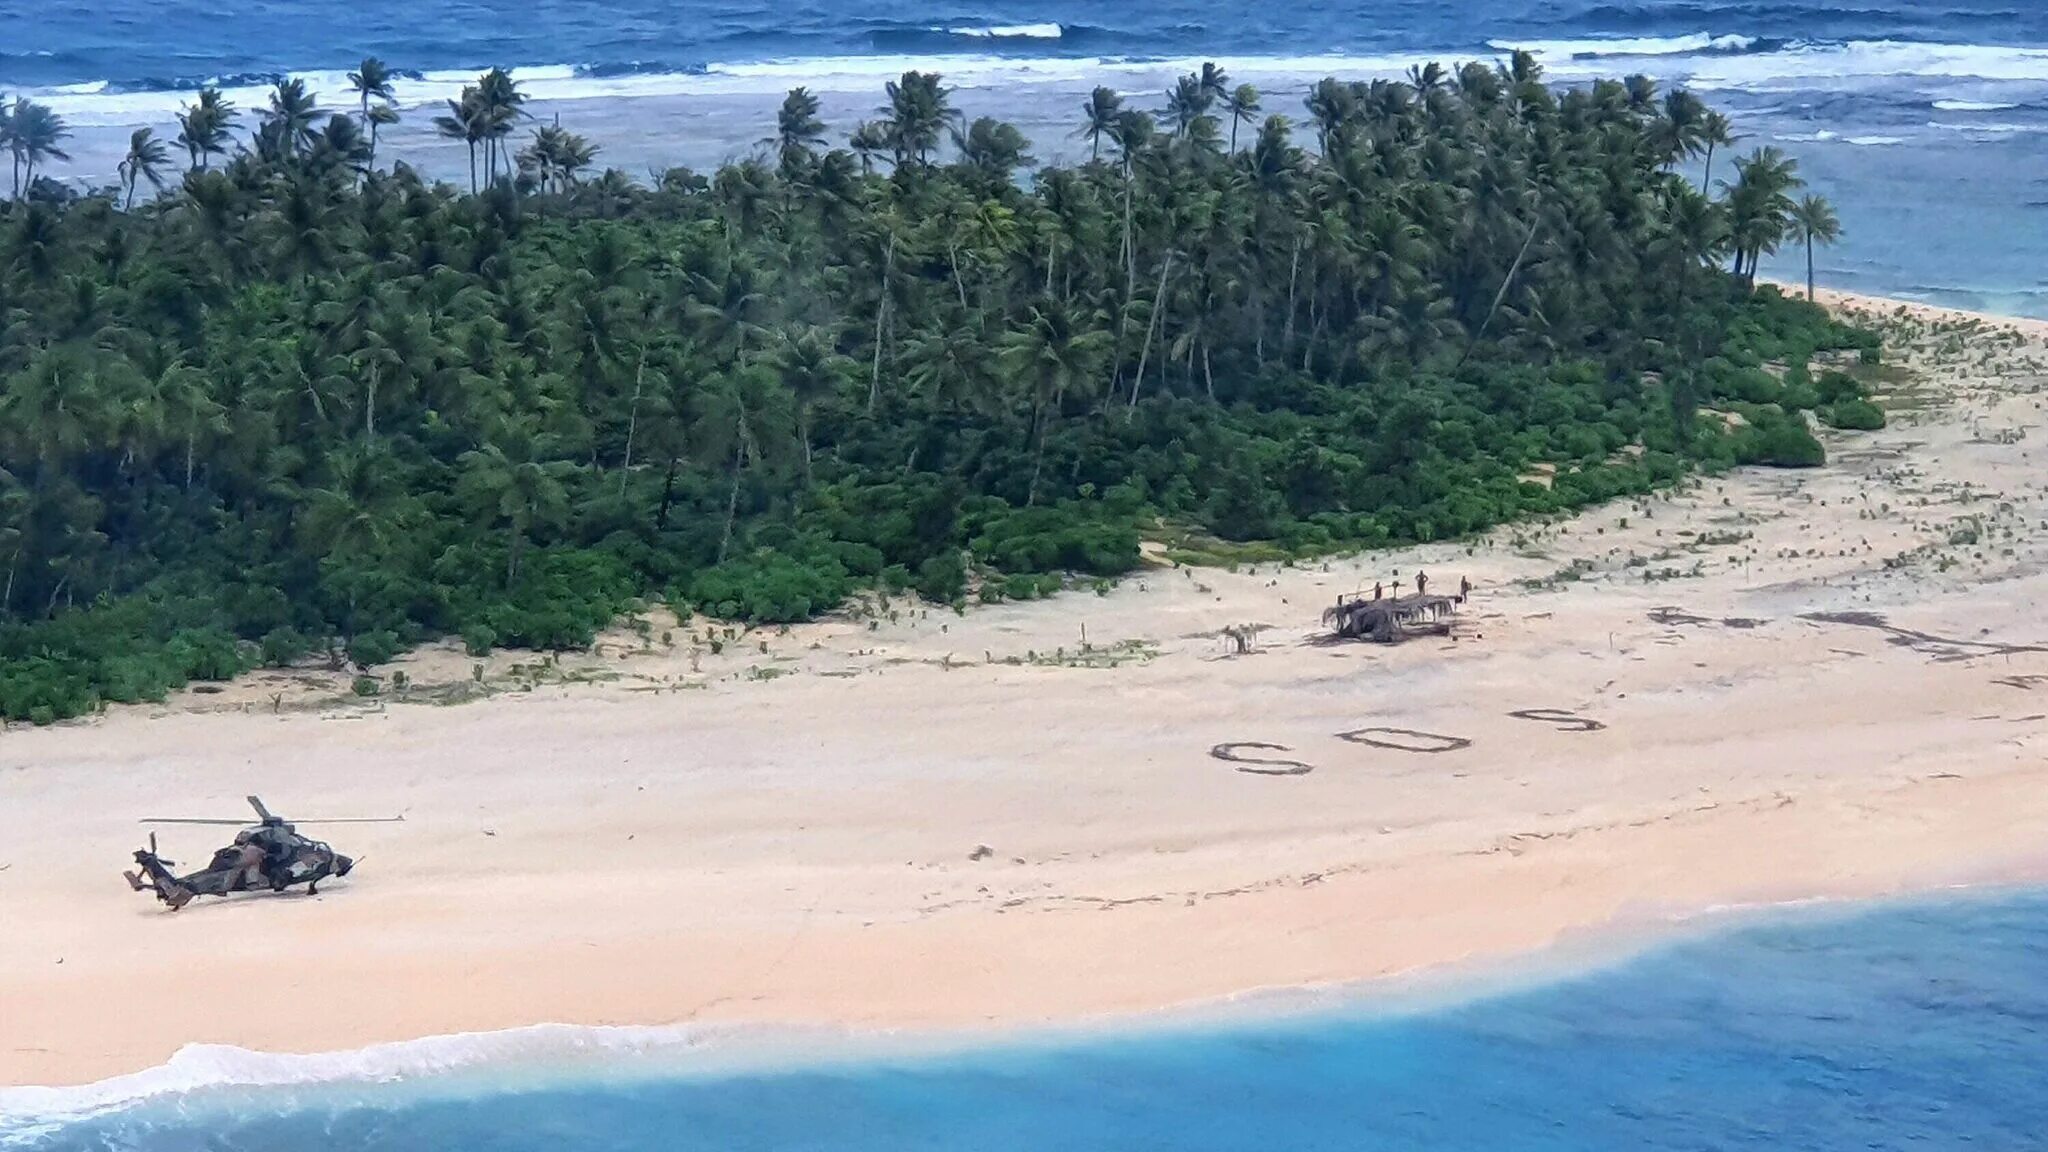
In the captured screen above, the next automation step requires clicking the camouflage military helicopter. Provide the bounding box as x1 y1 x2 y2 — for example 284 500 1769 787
124 795 400 911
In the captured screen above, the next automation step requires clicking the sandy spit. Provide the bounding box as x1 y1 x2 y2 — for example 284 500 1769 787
6 287 2048 1088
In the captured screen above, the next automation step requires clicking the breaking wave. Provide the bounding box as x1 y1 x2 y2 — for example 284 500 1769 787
943 23 1064 39
27 33 2048 127
1933 98 2019 111
1493 32 1761 58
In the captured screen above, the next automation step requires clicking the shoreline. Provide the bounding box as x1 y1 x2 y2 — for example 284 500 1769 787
5 879 2037 1125
8 285 2048 1088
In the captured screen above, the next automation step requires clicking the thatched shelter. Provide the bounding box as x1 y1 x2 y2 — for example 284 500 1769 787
1322 588 1464 643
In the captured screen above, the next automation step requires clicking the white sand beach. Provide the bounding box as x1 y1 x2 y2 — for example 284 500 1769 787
7 288 2048 1088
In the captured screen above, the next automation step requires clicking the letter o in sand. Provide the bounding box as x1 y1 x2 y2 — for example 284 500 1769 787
1210 742 1316 776
1334 727 1472 754
1507 708 1606 733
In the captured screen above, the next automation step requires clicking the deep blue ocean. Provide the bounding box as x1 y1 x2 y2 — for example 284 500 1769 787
5 0 2048 311
6 890 2047 1150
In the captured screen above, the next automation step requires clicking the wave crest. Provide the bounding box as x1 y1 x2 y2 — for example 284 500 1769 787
943 23 1063 39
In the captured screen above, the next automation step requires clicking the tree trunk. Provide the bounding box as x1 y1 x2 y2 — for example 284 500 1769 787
1284 239 1302 355
656 454 679 530
620 353 645 491
1700 143 1715 195
184 431 195 490
365 362 378 441
1806 238 1815 300
1460 215 1542 366
1026 401 1049 507
1122 169 1136 289
945 238 970 310
798 409 814 485
869 232 896 413
1128 253 1174 407
716 430 745 564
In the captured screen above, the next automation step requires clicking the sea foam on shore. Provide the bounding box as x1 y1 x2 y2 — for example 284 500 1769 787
10 887 2045 1151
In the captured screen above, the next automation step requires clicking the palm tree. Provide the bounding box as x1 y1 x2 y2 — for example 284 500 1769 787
1224 84 1261 153
999 298 1110 503
879 70 954 167
4 98 71 200
456 425 572 583
1197 62 1231 110
434 86 488 192
1163 74 1209 139
261 78 320 159
1788 194 1840 300
474 67 528 184
769 86 827 179
767 325 853 478
517 120 598 194
1076 86 1122 163
176 88 237 170
952 116 1033 184
849 120 891 173
1724 146 1802 283
117 128 171 209
1699 109 1734 194
348 57 398 162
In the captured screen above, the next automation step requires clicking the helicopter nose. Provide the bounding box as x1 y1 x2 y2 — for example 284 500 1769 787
335 855 355 877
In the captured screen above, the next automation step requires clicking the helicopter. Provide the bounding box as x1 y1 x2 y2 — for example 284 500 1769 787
124 795 401 911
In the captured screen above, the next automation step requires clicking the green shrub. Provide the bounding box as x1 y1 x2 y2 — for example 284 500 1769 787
1814 370 1866 405
347 629 402 668
916 552 966 603
1743 418 1827 468
462 624 499 657
259 627 313 667
1823 398 1886 431
689 550 853 623
351 676 380 697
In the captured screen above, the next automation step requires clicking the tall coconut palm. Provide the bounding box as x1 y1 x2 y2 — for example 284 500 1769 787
474 67 528 184
1163 74 1209 139
999 298 1110 504
4 98 71 200
176 88 237 170
517 120 599 194
1699 109 1734 193
117 128 171 209
1076 86 1122 162
434 86 488 193
1724 146 1802 283
1224 83 1261 153
879 70 954 167
348 57 398 162
769 86 827 179
1788 193 1840 300
261 78 320 159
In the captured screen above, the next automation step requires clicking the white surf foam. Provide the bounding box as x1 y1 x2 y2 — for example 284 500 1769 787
1934 98 2019 111
944 23 1063 39
1926 119 2040 134
0 1022 769 1144
25 38 2048 128
1495 32 1759 59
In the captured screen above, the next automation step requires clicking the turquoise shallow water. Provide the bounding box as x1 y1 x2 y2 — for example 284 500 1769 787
12 890 2048 1150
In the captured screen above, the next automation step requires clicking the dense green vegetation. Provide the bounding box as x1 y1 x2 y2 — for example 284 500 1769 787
0 55 1877 722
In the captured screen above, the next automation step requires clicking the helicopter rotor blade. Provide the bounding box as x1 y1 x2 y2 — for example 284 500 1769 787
140 815 404 825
